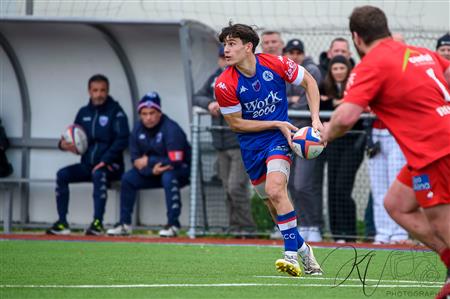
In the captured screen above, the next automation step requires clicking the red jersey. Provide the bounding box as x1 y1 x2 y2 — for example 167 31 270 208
344 39 450 169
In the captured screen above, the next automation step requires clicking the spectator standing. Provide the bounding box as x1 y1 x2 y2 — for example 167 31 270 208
261 31 284 56
193 47 256 234
284 38 324 242
318 37 355 78
436 33 450 60
320 56 365 242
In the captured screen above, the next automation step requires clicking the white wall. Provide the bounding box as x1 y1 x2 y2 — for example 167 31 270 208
0 46 22 138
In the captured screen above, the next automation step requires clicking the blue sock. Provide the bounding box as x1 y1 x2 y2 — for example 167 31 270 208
277 211 301 252
296 229 305 250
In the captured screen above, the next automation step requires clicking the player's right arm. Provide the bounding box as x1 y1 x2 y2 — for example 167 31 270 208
215 75 298 148
264 54 323 133
223 111 298 148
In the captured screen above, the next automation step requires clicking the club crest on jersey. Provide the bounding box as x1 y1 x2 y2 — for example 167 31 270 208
252 80 261 92
262 71 274 82
99 115 108 127
240 86 248 94
139 133 146 140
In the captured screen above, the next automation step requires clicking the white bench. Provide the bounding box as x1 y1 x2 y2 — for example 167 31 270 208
0 178 121 234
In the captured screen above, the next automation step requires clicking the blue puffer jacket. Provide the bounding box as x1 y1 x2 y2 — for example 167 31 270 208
130 114 191 176
72 96 130 168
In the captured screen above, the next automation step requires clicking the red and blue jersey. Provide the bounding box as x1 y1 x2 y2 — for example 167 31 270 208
214 53 305 150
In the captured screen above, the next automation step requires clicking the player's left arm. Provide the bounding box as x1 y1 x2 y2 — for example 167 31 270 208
433 51 450 86
321 102 364 142
300 70 323 132
277 55 323 132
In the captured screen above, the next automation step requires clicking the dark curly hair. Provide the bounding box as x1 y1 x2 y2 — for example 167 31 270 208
218 22 259 53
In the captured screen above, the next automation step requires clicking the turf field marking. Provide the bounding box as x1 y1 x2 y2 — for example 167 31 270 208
0 283 441 289
254 275 442 285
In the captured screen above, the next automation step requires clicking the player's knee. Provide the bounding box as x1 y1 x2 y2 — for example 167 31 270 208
265 180 284 202
428 219 445 238
91 169 105 182
425 206 450 237
121 170 136 188
383 196 396 216
56 168 69 184
384 179 418 215
161 170 177 186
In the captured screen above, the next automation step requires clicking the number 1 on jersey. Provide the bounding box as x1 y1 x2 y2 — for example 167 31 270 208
426 68 450 102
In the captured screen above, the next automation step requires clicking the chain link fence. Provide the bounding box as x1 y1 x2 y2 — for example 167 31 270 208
188 108 380 241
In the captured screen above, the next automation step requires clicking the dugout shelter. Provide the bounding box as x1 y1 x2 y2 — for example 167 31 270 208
0 17 218 228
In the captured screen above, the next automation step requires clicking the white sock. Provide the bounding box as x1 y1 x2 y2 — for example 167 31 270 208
298 242 310 257
285 251 298 260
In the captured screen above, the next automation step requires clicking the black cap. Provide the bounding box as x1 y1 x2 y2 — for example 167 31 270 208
284 39 304 53
436 33 450 50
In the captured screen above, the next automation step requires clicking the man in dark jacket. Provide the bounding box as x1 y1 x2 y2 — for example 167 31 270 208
318 37 355 77
436 32 450 60
46 74 130 236
107 92 190 237
192 47 256 234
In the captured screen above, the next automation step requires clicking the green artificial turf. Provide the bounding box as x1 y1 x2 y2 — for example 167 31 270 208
0 240 445 299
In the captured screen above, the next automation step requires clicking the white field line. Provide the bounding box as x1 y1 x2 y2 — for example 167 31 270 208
254 275 443 285
0 283 441 289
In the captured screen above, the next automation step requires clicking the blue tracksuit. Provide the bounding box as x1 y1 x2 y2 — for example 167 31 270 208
119 114 190 227
55 96 130 223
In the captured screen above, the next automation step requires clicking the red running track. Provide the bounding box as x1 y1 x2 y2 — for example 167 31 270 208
0 233 429 251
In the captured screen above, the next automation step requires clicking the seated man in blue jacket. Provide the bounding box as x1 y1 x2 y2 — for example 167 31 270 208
46 74 130 236
107 92 190 237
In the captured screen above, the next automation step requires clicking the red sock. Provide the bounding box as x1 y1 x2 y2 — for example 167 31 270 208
439 248 450 268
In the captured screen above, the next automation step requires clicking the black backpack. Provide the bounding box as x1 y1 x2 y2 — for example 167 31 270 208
0 119 13 177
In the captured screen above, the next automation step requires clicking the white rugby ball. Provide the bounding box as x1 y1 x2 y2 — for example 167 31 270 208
63 124 88 155
292 126 324 159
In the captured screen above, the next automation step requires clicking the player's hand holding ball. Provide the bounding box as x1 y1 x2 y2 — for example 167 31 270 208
292 126 324 159
311 118 324 134
277 121 299 150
